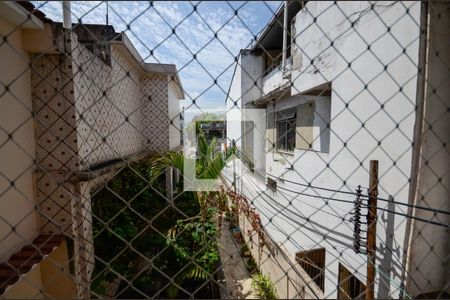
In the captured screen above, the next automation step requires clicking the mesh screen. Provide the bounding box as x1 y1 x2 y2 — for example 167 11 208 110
0 1 449 299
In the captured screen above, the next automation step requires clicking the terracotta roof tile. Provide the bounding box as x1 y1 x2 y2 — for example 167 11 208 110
16 1 53 23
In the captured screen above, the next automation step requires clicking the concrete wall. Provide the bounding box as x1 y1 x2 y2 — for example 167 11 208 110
3 264 44 299
73 42 144 167
0 17 40 262
226 1 431 298
71 40 171 168
226 61 242 149
24 24 176 297
227 52 266 170
168 79 181 150
261 59 292 96
240 50 265 105
264 2 420 298
222 161 323 299
40 240 77 298
407 2 450 296
4 241 76 299
238 198 323 299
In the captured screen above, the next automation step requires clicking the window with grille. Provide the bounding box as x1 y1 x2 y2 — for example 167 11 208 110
338 263 366 300
267 177 277 192
276 108 296 152
296 248 326 291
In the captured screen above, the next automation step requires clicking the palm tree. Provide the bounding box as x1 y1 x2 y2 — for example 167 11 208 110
150 126 237 287
151 125 237 213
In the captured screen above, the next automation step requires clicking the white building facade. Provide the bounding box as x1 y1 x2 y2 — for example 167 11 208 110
225 1 449 298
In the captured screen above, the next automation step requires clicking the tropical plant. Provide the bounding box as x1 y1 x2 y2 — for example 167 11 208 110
151 125 237 214
150 128 238 288
252 272 278 299
166 207 220 281
90 161 202 298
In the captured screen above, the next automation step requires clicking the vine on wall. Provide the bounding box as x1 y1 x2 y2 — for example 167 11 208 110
223 187 266 258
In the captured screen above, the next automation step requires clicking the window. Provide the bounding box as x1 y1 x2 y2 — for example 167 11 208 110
296 248 326 291
267 177 277 191
338 263 366 300
276 108 296 152
296 97 331 153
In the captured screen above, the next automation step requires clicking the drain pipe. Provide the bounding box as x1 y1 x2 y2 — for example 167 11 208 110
282 1 288 73
62 1 72 29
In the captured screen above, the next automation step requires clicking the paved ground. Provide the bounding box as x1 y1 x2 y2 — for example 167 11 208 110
218 219 259 299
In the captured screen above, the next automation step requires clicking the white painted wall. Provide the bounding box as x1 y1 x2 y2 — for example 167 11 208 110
223 162 324 298
285 2 421 297
168 79 181 150
226 58 242 149
0 17 39 262
262 65 290 96
240 50 264 105
268 1 421 297
227 51 266 170
225 1 434 298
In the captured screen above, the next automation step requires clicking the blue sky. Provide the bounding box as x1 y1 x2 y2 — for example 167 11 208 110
33 1 281 110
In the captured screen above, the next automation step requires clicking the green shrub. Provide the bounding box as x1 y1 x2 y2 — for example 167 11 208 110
240 244 250 256
251 273 277 299
245 256 257 273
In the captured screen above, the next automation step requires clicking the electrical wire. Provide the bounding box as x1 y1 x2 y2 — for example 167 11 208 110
266 172 450 216
235 173 418 298
261 174 437 297
275 182 449 228
232 162 446 298
266 172 360 196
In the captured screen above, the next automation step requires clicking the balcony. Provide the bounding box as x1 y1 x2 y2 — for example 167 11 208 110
260 57 292 103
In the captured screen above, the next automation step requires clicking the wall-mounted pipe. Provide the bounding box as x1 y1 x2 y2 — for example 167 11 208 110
62 1 71 29
281 1 288 73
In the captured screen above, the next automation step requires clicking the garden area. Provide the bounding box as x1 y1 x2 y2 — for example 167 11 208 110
89 129 277 299
90 159 222 298
90 129 231 298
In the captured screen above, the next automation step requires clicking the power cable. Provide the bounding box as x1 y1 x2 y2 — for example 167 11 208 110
267 172 450 216
276 183 449 228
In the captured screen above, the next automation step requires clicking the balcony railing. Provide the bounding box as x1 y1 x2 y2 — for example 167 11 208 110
262 56 292 96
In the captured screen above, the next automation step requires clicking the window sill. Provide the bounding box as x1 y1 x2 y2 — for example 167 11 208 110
275 149 294 156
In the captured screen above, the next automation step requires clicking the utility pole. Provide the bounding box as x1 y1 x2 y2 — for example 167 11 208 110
366 160 378 300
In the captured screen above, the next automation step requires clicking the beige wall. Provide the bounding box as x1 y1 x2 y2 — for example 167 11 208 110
3 241 76 299
407 2 450 296
40 240 77 298
0 17 39 262
3 264 44 299
168 78 181 150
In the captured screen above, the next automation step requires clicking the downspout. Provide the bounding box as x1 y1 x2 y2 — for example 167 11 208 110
282 0 288 73
399 2 429 298
62 1 71 29
106 0 109 25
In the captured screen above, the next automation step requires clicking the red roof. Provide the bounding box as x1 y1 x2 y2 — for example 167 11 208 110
16 1 53 23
